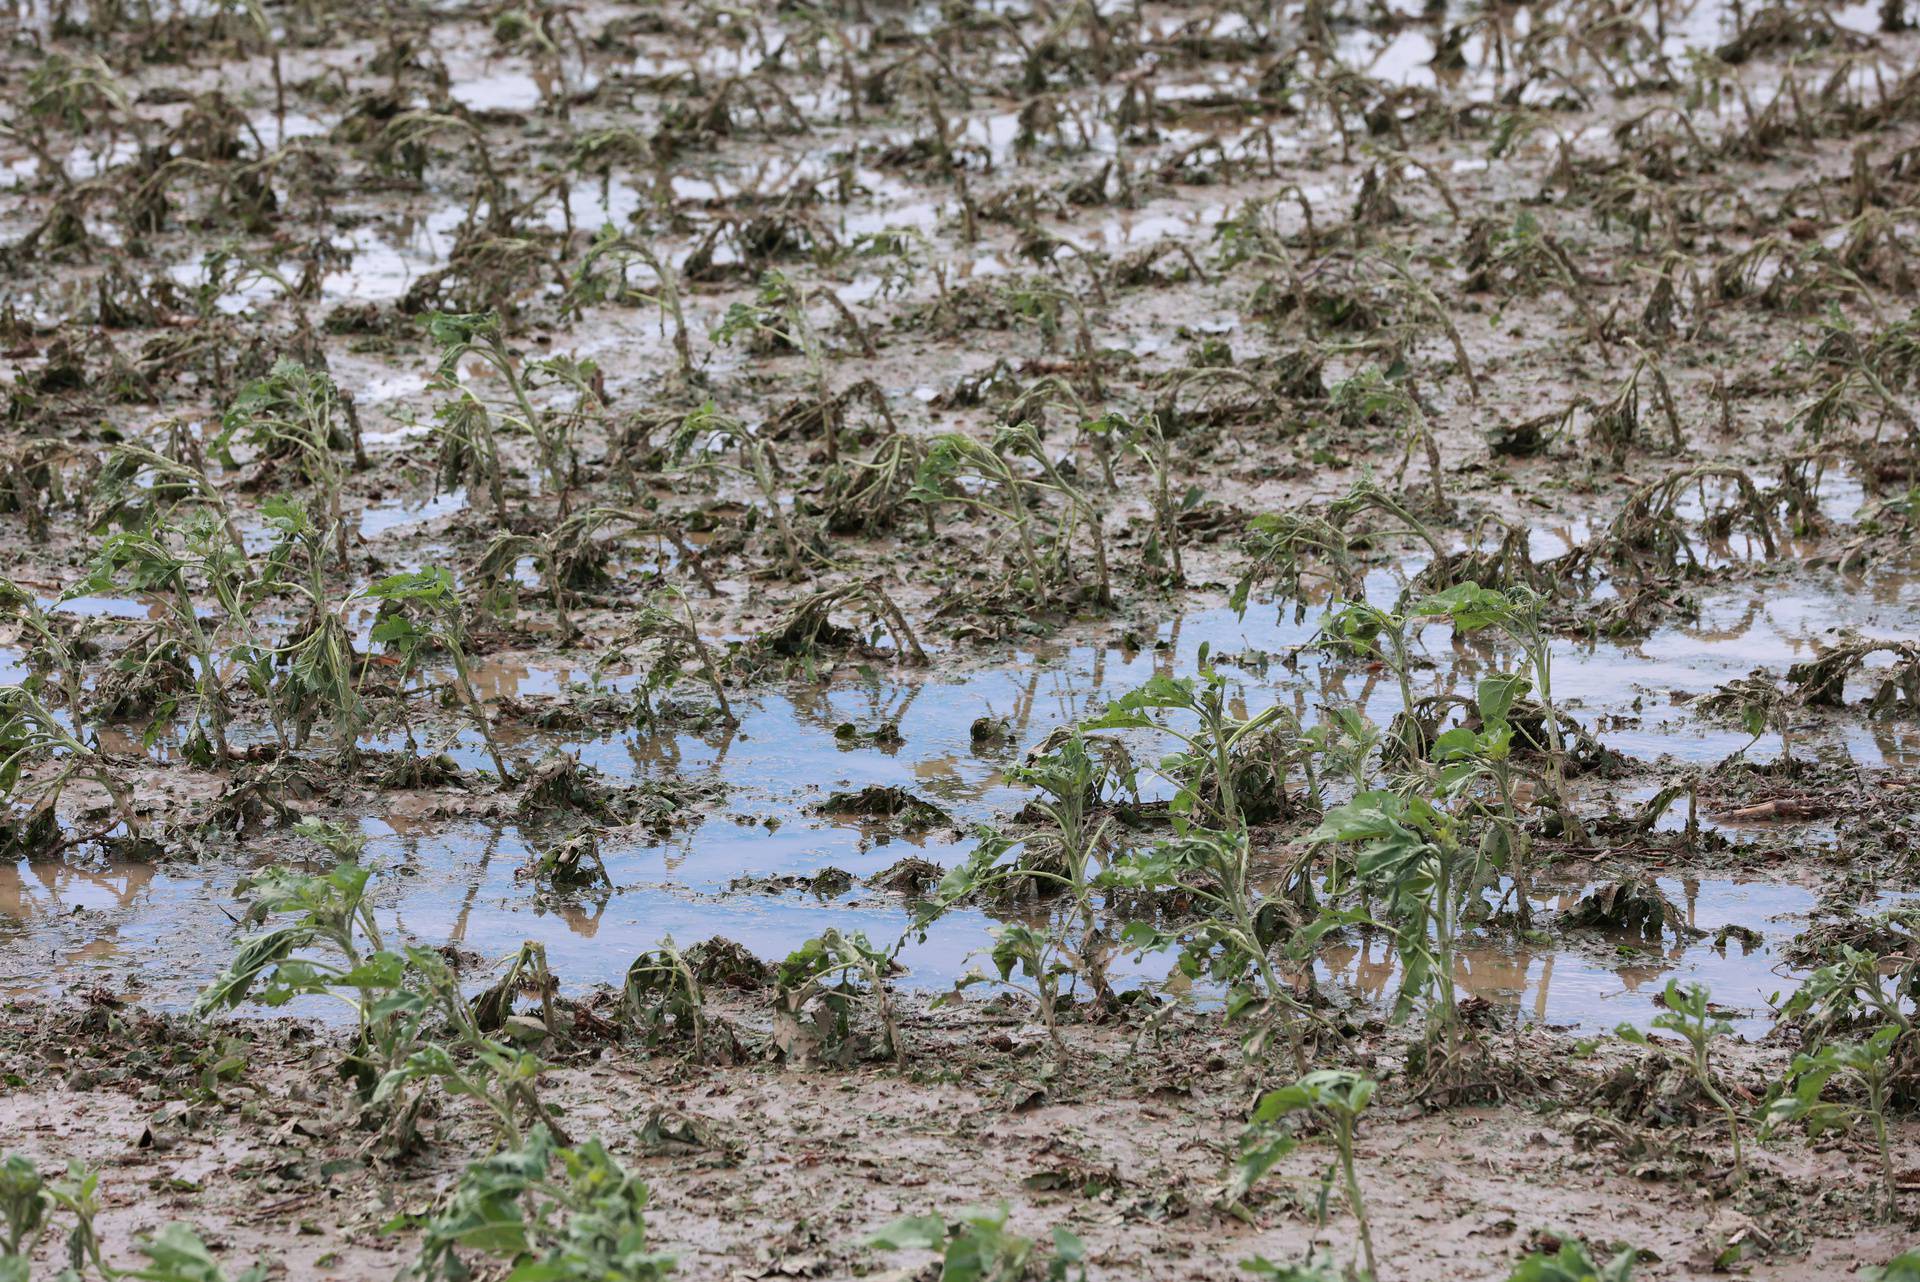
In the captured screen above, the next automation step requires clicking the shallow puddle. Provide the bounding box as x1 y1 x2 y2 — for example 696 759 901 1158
6 565 1916 1033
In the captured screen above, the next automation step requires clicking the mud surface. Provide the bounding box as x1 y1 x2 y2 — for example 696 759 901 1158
4 0 1920 1274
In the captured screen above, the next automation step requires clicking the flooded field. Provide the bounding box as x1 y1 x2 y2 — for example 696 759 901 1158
4 0 1920 1275
7 577 1920 1039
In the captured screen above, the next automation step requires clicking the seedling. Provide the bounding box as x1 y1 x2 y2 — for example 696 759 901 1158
0 1153 110 1280
1241 1071 1380 1280
403 1125 674 1281
950 922 1075 1065
863 1204 1084 1282
1416 582 1586 841
1617 980 1744 1184
365 568 512 783
1765 1025 1900 1218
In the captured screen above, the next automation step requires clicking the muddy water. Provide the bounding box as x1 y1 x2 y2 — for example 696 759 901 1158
4 564 1916 1032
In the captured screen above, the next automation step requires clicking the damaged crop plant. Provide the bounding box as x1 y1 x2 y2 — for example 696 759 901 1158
6 0 1920 1276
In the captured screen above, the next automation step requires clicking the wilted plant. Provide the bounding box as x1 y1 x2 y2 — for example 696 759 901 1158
91 438 250 566
0 682 134 857
912 423 1110 605
67 513 250 763
366 568 511 783
372 112 507 237
426 312 595 501
713 271 840 463
671 405 810 576
245 497 366 755
429 388 506 516
1698 670 1797 766
196 861 561 1150
0 580 86 727
474 504 691 637
563 226 693 381
772 929 904 1066
1087 411 1188 583
1320 598 1432 764
1232 511 1363 623
215 359 355 571
618 588 736 727
624 936 708 1057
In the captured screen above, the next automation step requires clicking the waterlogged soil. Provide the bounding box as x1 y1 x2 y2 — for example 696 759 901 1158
4 997 1920 1281
5 0 1920 1273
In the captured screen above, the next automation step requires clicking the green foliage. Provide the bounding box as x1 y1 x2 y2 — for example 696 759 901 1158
1312 788 1487 1064
862 1204 1084 1282
0 1155 45 1260
1617 980 1744 1181
1505 1239 1637 1282
1087 662 1325 1069
2 1153 241 1282
1864 1251 1920 1282
933 733 1123 1043
772 929 904 1066
196 865 555 1150
1766 1026 1901 1217
404 1126 673 1281
127 1224 269 1282
1238 1072 1379 1277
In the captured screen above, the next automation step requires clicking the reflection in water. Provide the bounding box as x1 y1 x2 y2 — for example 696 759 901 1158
5 569 1918 1032
1314 873 1814 1038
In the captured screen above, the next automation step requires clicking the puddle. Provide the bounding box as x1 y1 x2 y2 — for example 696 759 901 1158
1326 876 1860 1039
7 559 1918 1030
360 488 469 538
